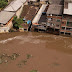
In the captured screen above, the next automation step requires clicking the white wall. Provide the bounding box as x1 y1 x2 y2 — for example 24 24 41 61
16 4 24 18
32 4 47 24
64 3 72 15
0 21 13 33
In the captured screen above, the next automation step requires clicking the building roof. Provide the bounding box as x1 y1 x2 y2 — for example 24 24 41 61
32 4 47 24
4 0 26 12
64 0 72 2
47 4 63 15
24 6 39 21
0 11 15 24
49 0 64 5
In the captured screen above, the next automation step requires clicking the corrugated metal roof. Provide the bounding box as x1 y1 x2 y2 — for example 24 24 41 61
4 0 26 12
0 11 15 24
64 3 72 15
47 4 63 15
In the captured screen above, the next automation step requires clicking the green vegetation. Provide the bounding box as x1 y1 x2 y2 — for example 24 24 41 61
0 53 20 64
30 70 38 72
13 16 24 29
0 0 8 8
27 54 32 59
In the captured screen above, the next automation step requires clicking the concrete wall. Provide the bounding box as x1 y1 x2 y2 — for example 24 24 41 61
0 27 9 33
16 4 24 18
7 21 13 30
32 4 47 24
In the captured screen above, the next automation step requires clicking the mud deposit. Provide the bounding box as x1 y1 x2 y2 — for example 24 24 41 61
0 32 72 72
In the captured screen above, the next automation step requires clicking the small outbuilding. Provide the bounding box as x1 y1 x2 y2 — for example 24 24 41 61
0 11 15 33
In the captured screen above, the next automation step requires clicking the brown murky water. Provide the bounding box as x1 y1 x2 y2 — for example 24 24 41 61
0 32 72 72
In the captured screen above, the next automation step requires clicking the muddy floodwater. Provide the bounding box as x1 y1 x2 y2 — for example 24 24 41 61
0 32 72 72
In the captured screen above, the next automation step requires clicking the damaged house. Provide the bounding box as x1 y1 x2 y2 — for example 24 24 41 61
19 6 39 32
32 4 48 32
4 0 26 18
60 0 72 36
46 4 63 34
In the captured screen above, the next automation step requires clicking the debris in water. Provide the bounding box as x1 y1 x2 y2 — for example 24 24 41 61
22 60 27 65
4 60 8 63
27 54 32 59
52 62 60 66
0 53 20 64
17 63 22 68
0 58 3 64
10 53 20 60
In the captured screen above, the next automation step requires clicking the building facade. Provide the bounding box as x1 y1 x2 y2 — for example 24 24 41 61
0 11 15 33
46 4 63 34
60 0 72 36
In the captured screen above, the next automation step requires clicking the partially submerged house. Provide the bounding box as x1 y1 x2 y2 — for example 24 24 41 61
19 6 39 32
4 0 26 18
46 4 63 34
60 0 72 36
32 4 48 32
0 11 15 33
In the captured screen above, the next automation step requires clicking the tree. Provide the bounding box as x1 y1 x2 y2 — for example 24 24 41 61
0 0 8 8
13 16 24 29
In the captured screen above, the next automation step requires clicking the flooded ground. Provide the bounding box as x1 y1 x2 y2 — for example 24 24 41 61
0 32 72 72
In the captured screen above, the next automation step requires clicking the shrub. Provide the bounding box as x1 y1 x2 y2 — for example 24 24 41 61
30 70 38 72
0 0 8 8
